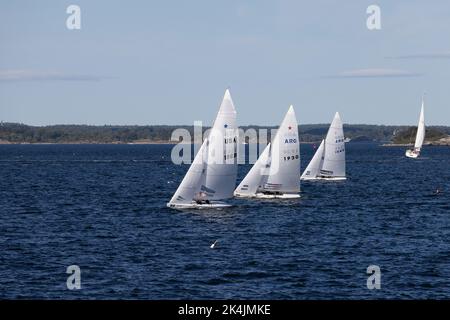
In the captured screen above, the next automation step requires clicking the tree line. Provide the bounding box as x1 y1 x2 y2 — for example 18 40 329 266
0 122 449 144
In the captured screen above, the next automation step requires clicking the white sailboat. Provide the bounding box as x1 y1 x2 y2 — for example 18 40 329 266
300 112 346 181
405 98 425 159
234 105 300 199
167 89 238 209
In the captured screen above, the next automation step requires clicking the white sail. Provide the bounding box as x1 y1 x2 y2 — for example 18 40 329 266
319 112 345 178
414 101 425 150
204 89 238 200
168 138 208 205
234 143 271 196
168 89 238 207
262 105 300 193
300 139 324 180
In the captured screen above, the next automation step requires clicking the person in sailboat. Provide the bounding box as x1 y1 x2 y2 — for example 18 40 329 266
262 190 281 196
195 191 210 205
195 199 210 204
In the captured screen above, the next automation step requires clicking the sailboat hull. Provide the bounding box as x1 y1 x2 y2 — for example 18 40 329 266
301 176 347 181
233 192 255 198
405 149 420 158
234 192 300 199
255 193 300 199
166 201 232 209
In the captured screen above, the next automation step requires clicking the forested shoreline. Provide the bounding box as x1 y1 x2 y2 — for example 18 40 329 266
0 122 449 144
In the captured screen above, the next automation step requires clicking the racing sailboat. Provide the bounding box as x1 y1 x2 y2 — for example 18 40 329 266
167 89 238 209
405 97 425 159
300 112 346 180
234 105 300 199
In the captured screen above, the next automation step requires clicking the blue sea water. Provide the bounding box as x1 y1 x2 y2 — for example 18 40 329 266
0 143 449 299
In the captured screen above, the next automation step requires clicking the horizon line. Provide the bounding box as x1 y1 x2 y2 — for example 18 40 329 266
1 121 450 128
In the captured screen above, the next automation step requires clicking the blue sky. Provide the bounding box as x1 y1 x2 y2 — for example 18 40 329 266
1 0 449 126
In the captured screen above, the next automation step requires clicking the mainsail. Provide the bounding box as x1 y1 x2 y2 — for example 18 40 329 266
320 112 345 178
204 89 238 199
263 106 300 193
414 101 425 151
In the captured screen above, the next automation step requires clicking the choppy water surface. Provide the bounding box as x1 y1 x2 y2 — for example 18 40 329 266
0 144 449 299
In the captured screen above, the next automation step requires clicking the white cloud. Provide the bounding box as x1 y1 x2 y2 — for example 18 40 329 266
328 68 423 78
385 51 450 59
0 69 105 82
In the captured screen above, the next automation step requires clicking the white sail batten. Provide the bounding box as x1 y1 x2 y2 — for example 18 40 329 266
234 143 271 196
300 139 324 180
262 105 300 193
319 112 346 178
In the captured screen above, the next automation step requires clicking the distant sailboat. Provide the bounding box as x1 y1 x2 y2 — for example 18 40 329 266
167 89 238 209
405 97 425 159
234 105 300 199
301 112 346 181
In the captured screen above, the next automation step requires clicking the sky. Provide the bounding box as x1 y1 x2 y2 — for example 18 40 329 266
1 0 449 126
